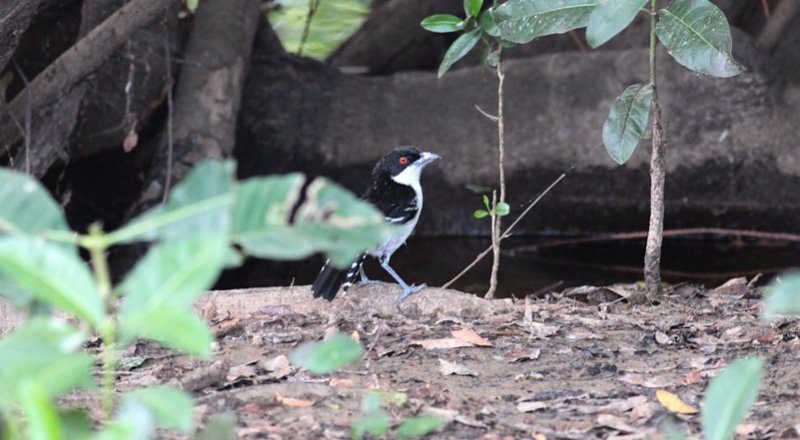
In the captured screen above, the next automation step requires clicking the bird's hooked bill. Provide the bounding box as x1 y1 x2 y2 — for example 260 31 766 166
418 152 441 165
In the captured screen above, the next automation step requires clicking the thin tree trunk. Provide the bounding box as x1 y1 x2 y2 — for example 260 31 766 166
135 0 261 210
644 0 666 297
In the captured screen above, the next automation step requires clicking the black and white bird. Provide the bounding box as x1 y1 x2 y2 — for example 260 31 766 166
311 146 440 306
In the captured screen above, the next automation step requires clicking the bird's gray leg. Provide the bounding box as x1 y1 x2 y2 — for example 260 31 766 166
379 255 426 307
358 265 379 286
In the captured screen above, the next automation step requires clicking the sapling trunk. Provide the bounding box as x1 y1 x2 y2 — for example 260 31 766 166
644 0 665 296
485 55 506 299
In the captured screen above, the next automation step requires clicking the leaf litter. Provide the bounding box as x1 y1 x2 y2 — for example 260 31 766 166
57 281 800 438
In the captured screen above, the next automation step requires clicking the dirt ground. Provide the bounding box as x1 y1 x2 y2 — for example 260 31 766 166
85 281 800 439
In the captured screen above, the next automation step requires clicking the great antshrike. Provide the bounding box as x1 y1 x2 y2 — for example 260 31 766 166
311 147 440 306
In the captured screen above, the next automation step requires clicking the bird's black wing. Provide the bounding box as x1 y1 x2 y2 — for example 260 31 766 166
364 179 418 225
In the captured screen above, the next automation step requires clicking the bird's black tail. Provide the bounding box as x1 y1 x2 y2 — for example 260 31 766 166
311 256 365 301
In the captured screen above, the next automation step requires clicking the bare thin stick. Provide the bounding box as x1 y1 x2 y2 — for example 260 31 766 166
486 191 500 298
162 28 174 204
474 104 498 121
442 172 568 289
484 55 506 299
12 60 31 174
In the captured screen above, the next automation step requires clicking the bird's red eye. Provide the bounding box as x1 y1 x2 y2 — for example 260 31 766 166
399 156 409 165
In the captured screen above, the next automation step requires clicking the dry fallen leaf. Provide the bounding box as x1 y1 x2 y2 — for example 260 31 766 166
451 328 493 346
505 348 541 363
414 338 474 350
423 406 459 422
619 373 678 388
517 400 547 413
274 390 315 407
683 370 703 385
439 359 479 377
567 330 605 341
655 331 672 345
655 390 698 414
527 322 561 339
226 364 256 382
329 378 354 388
123 126 139 152
596 414 636 433
575 395 648 414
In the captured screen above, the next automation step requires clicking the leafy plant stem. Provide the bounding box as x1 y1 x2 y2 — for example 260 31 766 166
644 0 665 297
444 171 569 289
485 52 505 299
99 321 118 421
86 223 117 419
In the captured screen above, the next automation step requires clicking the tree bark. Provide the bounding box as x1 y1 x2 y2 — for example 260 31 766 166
0 0 173 175
757 0 800 53
135 0 261 210
0 0 49 72
71 0 182 157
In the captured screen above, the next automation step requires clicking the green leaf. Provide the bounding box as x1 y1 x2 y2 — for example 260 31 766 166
656 0 743 77
196 413 237 440
602 84 652 165
421 14 463 33
234 176 394 268
186 0 198 13
465 0 482 17
93 399 154 440
495 0 597 44
479 9 500 37
0 236 105 327
19 381 64 440
438 28 483 78
763 272 800 320
473 209 489 219
397 415 443 439
110 160 235 244
0 318 94 405
59 410 94 440
350 412 391 439
290 333 364 374
118 237 228 311
123 387 194 434
120 307 213 358
495 202 510 216
482 194 490 209
0 168 69 237
702 357 763 440
586 0 647 48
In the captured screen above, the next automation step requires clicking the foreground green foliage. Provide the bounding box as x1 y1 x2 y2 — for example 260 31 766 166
701 358 763 440
288 339 443 439
0 161 393 439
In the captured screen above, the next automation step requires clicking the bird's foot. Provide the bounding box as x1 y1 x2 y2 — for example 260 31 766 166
395 283 427 309
357 278 381 287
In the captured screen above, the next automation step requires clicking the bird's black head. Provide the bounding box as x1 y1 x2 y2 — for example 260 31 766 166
372 146 440 182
